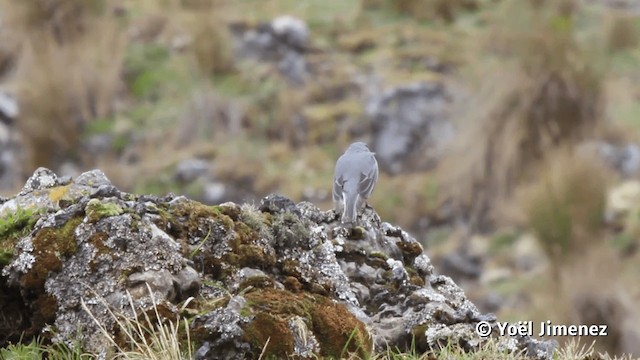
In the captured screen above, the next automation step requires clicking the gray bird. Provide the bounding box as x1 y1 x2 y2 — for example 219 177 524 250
333 142 379 224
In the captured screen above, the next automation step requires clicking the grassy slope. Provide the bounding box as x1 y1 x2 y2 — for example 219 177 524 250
1 0 640 358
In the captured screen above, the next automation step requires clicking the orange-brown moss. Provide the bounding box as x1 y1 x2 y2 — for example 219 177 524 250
309 296 372 358
281 259 302 277
224 220 275 271
33 293 58 330
21 212 82 332
238 275 275 291
242 289 372 359
406 266 425 286
217 204 241 222
396 240 424 262
283 276 302 292
21 216 83 290
243 311 294 357
87 231 112 271
245 289 309 317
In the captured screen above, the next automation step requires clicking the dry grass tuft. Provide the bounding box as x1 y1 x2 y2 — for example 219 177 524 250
188 12 235 76
607 12 640 52
3 0 107 45
440 0 607 230
3 0 125 171
381 0 479 22
512 150 638 356
518 149 610 265
82 284 194 360
538 243 640 357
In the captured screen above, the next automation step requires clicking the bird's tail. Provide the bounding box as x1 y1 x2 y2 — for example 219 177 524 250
342 193 358 224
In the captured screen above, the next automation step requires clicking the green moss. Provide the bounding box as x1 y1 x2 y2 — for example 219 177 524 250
0 206 43 266
0 206 40 238
163 199 233 243
217 204 241 222
369 251 388 260
212 206 277 272
225 220 276 270
406 266 425 286
347 226 366 240
85 199 124 223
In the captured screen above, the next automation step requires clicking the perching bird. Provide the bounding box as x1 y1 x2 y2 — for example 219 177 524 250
333 142 379 224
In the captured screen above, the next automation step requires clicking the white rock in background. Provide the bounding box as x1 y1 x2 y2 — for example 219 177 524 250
271 15 309 49
0 91 18 121
606 180 640 224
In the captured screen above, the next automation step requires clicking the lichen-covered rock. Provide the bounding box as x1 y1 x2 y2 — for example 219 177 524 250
0 168 555 359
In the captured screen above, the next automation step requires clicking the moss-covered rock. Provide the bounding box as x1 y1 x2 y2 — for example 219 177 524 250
0 169 555 359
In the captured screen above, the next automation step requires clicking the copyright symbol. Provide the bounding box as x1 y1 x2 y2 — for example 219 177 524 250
476 321 492 337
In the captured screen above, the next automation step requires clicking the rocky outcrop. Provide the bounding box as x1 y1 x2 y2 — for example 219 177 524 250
367 82 455 174
230 15 309 85
0 168 555 359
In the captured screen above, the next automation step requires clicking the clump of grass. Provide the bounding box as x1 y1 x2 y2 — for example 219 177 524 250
367 0 478 22
440 0 608 230
5 0 125 171
123 43 173 100
393 0 478 22
188 12 235 76
607 12 640 52
0 338 44 359
2 0 107 45
519 149 610 265
514 152 639 356
0 335 93 360
81 284 193 360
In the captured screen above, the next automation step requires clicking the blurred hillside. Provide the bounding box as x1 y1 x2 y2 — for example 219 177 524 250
1 0 640 357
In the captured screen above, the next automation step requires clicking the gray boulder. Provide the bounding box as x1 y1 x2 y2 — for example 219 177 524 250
367 82 455 174
229 16 309 85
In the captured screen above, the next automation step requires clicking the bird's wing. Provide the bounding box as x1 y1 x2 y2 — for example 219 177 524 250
358 159 378 199
333 175 344 201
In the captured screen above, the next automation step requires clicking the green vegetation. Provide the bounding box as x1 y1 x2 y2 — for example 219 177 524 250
85 198 124 223
0 206 42 266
